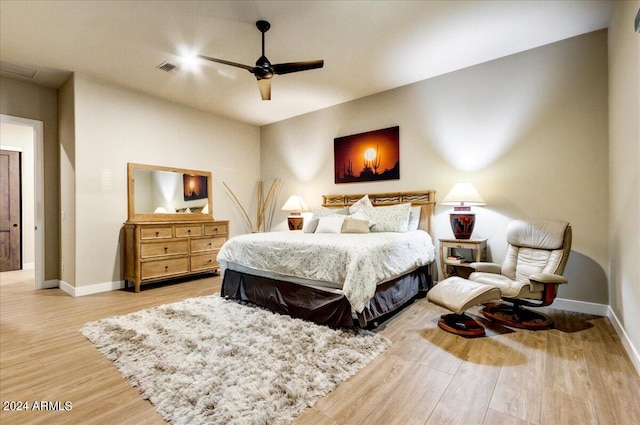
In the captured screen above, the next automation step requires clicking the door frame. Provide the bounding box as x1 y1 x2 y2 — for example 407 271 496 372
1 114 44 289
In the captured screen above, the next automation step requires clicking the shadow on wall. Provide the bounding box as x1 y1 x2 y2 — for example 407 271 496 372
559 250 608 304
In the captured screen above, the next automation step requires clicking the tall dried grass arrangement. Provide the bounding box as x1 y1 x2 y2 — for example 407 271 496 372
223 178 282 232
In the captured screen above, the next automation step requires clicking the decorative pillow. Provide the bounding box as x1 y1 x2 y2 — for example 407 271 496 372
315 216 346 233
349 209 375 227
311 206 350 218
304 218 319 233
407 205 421 231
348 195 374 215
305 207 349 232
369 203 412 232
341 218 370 233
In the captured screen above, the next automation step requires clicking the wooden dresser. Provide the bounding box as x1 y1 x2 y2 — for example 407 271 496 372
123 219 229 292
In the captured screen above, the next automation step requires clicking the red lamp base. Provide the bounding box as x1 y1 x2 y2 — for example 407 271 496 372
287 215 304 231
449 208 476 239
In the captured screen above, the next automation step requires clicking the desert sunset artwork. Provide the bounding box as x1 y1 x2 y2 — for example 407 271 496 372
183 174 208 201
334 126 400 184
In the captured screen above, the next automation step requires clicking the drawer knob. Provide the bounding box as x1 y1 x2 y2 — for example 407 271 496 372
155 231 160 237
214 228 218 232
188 229 191 233
208 242 212 246
164 247 168 252
164 265 168 270
208 259 212 263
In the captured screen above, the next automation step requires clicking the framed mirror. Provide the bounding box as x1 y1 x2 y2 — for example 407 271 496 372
127 163 213 222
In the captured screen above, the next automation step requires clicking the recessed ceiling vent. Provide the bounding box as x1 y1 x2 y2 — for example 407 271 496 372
0 61 39 79
156 62 177 72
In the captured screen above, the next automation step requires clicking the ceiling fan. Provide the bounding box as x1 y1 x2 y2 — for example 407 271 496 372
198 20 324 101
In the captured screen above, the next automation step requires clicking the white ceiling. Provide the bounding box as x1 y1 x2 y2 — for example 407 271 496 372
0 0 614 127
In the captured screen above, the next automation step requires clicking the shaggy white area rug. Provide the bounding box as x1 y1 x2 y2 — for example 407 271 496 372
81 295 390 425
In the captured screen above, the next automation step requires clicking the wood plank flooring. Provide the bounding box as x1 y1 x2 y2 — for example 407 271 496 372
1 274 639 425
0 270 34 286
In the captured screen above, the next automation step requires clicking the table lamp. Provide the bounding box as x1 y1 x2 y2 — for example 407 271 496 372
441 183 486 239
281 195 308 230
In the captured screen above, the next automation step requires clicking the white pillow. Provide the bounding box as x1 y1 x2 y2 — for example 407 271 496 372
407 205 421 231
369 203 412 232
315 216 346 233
305 207 349 232
303 218 319 233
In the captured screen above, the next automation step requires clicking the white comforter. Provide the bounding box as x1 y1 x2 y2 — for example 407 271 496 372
217 231 436 313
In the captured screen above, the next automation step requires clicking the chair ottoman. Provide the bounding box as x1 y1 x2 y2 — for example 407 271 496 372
427 276 501 337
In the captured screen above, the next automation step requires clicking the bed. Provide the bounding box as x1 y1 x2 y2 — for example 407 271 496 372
218 190 437 327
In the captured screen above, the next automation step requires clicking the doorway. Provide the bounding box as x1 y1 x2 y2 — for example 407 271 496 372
0 149 23 271
0 115 44 289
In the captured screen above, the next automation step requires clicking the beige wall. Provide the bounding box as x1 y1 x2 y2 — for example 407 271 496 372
0 77 59 282
261 30 610 305
58 73 261 289
608 1 640 365
59 75 76 285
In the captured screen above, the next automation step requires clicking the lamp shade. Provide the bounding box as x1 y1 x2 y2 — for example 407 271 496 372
441 183 486 206
281 195 308 212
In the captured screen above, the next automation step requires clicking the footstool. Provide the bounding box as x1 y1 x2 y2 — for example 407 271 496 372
427 276 501 337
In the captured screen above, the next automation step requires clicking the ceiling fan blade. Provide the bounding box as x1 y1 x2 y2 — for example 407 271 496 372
197 21 323 101
198 54 255 73
272 60 324 75
257 78 271 100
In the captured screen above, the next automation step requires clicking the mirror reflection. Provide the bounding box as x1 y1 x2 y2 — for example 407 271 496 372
134 169 210 214
127 162 212 222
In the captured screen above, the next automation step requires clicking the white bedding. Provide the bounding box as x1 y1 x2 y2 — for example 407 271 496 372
217 230 436 313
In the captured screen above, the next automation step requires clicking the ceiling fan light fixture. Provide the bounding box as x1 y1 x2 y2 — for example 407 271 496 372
257 79 272 101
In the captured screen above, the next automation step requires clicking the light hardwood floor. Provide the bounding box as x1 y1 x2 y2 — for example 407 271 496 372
0 270 34 286
1 274 639 425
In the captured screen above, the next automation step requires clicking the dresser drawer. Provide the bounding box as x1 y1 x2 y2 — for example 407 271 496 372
191 237 226 253
140 240 188 258
125 219 228 293
191 252 219 272
140 226 173 240
141 257 189 280
175 224 203 238
204 223 228 236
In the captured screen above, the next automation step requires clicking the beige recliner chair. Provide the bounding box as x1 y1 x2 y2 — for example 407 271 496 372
469 218 572 330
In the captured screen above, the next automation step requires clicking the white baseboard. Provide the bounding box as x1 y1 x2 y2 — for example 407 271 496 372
23 262 35 270
550 298 610 316
551 298 639 376
607 307 640 376
58 280 73 296
59 279 126 297
42 279 59 289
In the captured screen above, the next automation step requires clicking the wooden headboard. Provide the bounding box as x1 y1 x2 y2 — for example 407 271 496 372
322 190 437 237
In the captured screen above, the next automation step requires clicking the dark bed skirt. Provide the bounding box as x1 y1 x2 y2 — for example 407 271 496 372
220 265 432 328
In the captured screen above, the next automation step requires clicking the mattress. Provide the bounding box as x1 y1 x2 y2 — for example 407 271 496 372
217 230 436 312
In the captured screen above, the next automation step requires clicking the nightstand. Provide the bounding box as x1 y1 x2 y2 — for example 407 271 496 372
439 238 487 280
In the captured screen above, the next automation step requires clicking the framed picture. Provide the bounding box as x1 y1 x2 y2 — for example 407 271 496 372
183 174 208 201
334 126 400 184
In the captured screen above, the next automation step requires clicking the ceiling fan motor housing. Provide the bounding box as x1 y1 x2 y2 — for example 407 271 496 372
254 56 273 79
